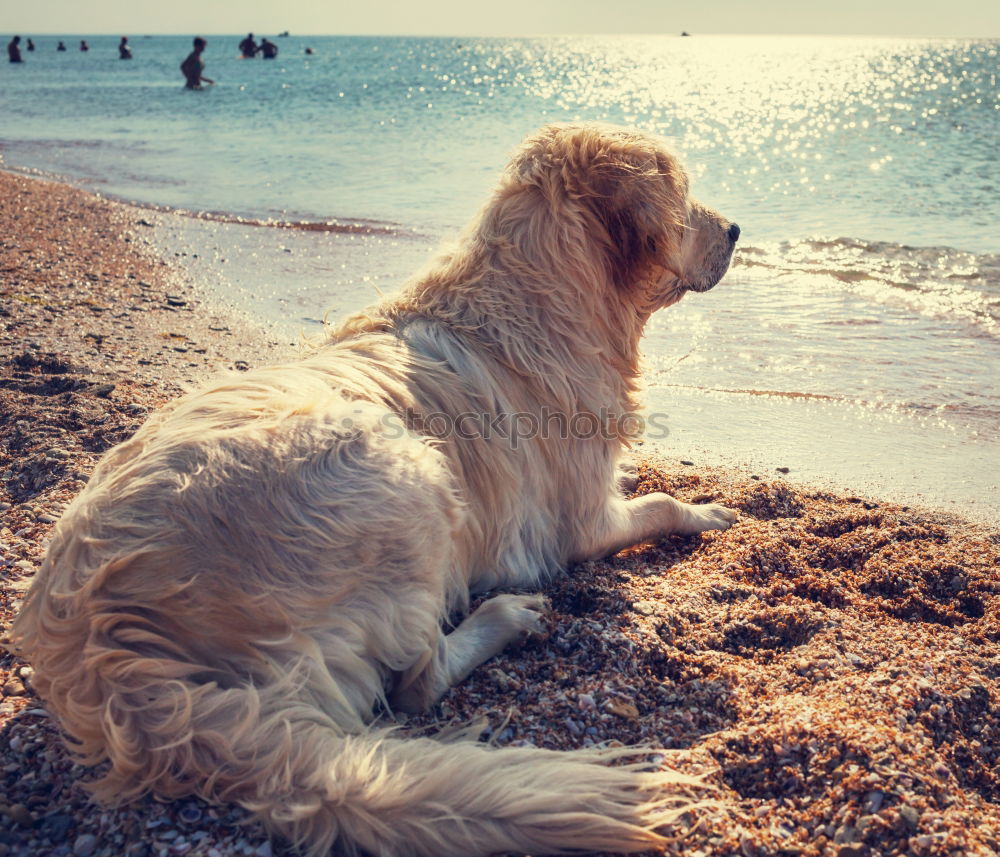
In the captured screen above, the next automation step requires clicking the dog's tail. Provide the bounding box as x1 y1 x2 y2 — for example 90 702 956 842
115 679 703 857
245 726 706 857
17 603 706 857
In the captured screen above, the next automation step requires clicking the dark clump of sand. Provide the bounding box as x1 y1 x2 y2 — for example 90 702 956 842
1 171 998 856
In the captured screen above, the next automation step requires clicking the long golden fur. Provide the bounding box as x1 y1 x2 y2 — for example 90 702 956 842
14 123 740 856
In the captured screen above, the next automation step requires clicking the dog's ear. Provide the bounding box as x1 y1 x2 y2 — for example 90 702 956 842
581 141 688 290
505 125 689 288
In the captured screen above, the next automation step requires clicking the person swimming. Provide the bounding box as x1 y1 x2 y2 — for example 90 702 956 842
180 37 214 89
119 36 132 59
239 33 258 58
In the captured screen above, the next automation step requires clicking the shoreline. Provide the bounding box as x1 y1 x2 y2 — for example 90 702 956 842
38 160 997 524
0 161 422 237
8 159 996 525
1 171 998 856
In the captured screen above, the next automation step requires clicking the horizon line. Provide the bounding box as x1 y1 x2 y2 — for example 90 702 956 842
6 31 1000 39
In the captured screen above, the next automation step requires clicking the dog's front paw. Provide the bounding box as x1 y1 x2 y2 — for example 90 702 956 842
678 502 737 535
475 593 549 644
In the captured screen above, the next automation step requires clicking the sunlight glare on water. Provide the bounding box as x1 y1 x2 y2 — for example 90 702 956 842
503 37 999 250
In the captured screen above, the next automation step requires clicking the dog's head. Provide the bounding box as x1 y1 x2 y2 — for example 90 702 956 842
501 123 738 309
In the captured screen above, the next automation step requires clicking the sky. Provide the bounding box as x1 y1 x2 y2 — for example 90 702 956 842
4 0 999 38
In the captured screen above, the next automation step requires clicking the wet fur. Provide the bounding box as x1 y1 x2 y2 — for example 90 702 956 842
14 124 739 857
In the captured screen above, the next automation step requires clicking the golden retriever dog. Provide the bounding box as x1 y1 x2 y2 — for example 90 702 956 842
14 123 740 857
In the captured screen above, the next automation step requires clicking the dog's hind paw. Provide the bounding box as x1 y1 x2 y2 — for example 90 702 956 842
617 462 639 494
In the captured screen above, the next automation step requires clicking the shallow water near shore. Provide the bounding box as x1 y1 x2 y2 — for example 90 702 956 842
3 34 998 521
149 210 1000 523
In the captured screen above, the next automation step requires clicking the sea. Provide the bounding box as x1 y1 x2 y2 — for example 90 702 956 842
2 34 998 521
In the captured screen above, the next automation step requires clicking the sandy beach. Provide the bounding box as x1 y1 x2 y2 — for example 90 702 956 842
1 171 998 857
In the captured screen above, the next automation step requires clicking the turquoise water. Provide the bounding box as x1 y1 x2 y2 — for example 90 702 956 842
2 35 998 246
3 34 999 518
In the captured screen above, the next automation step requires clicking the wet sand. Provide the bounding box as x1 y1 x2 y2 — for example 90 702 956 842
1 171 998 856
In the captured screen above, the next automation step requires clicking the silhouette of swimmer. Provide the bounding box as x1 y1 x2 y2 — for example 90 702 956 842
119 36 132 59
180 37 215 89
80 40 89 52
239 33 258 58
259 38 278 59
57 41 67 52
8 35 23 63
304 47 314 55
27 38 35 52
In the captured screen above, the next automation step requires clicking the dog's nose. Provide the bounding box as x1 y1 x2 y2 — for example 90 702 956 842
728 223 741 243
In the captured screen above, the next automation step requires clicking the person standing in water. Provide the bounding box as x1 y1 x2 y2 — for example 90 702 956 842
259 38 278 59
57 41 67 51
79 40 89 51
180 37 214 89
8 35 23 63
119 36 132 59
238 33 258 58
26 38 35 52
